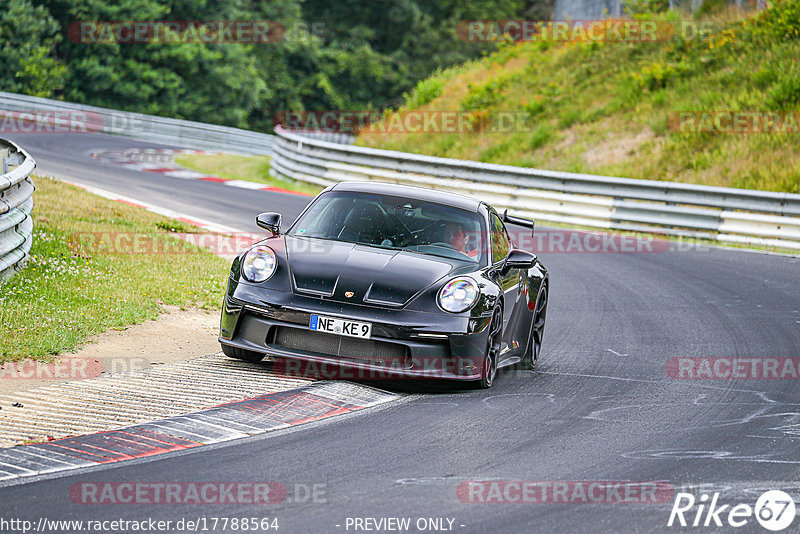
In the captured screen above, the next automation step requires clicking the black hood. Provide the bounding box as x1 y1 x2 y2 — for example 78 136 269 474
284 236 462 307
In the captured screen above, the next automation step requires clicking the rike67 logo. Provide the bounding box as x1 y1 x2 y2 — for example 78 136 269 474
669 490 796 531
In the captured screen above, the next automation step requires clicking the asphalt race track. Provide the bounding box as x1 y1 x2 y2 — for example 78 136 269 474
11 133 312 231
2 132 799 533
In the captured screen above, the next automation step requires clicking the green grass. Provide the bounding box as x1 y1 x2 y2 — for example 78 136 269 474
0 177 230 363
357 2 800 194
174 153 322 195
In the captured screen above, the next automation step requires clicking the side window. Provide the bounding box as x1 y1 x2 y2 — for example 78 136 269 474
490 213 510 263
504 225 514 249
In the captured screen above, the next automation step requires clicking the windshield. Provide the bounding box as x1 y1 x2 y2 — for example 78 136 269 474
288 191 486 263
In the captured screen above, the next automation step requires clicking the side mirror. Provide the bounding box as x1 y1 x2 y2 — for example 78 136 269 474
504 249 537 270
256 212 281 235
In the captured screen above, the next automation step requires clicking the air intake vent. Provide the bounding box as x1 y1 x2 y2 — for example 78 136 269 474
273 327 407 367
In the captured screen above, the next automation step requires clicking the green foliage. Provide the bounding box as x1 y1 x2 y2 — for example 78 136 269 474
0 0 537 132
557 107 582 128
403 76 445 109
624 0 671 15
359 0 800 194
461 77 509 111
524 96 548 117
696 0 729 17
748 0 800 40
32 0 267 128
527 123 553 150
0 0 65 97
627 60 691 91
1 177 227 362
767 61 800 110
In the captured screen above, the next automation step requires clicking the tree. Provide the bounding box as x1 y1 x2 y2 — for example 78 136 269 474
0 0 65 97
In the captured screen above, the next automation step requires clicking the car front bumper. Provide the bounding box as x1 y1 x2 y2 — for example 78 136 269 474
219 281 492 381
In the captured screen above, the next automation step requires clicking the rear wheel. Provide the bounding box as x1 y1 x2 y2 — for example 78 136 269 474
518 286 547 370
221 343 265 363
476 307 502 389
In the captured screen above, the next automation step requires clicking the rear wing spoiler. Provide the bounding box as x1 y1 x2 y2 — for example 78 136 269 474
502 209 535 236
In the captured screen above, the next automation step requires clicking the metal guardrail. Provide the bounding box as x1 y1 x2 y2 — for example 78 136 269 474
0 139 35 281
0 92 275 155
2 91 796 250
270 126 800 250
284 130 354 145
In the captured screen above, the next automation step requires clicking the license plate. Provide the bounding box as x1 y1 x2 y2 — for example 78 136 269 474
309 314 372 339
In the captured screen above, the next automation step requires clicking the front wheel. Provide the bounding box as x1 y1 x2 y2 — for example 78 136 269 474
518 286 547 370
221 343 265 363
476 307 502 389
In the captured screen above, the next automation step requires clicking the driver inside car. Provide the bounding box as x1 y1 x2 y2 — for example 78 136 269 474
445 222 478 257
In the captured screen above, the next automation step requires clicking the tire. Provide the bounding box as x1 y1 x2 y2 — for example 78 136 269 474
221 343 265 363
476 307 503 389
518 286 547 370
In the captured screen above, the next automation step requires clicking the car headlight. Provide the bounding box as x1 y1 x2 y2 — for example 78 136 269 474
242 245 277 282
438 277 479 313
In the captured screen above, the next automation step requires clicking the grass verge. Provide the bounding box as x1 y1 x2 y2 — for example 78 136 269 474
0 176 229 363
174 153 321 195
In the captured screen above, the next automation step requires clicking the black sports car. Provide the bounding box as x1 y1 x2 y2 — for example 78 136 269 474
219 182 549 388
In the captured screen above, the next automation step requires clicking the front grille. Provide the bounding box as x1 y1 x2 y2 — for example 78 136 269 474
273 327 407 367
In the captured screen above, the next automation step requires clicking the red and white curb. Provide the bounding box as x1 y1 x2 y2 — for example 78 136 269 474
91 148 311 196
0 382 397 483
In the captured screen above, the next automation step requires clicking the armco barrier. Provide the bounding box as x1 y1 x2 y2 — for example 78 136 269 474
0 92 275 155
0 139 35 281
270 126 800 250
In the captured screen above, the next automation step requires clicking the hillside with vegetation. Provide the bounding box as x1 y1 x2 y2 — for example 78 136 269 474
0 0 546 132
357 0 800 193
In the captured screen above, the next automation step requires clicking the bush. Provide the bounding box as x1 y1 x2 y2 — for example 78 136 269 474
767 64 800 109
627 61 690 91
460 77 509 111
0 0 65 97
747 0 800 41
402 76 445 109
